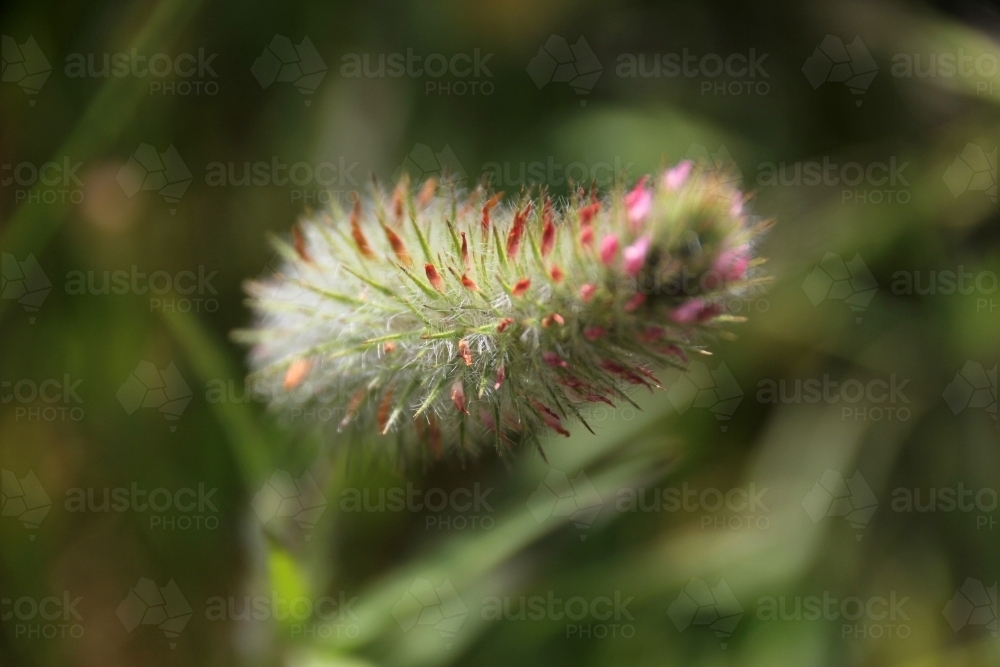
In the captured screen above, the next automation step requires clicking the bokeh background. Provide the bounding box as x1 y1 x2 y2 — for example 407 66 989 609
1 0 998 666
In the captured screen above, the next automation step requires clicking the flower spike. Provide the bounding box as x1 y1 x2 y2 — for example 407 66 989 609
241 163 767 460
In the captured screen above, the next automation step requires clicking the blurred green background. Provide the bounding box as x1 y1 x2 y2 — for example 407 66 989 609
1 0 998 666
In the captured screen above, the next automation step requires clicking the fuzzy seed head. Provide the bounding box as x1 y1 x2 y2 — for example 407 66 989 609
240 164 768 461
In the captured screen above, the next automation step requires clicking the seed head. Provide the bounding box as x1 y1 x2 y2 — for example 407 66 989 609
239 164 769 461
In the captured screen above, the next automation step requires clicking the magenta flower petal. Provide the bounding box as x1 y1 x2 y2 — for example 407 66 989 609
599 234 619 265
730 191 744 217
713 244 750 282
623 235 652 276
669 298 707 324
624 177 652 229
663 160 693 190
